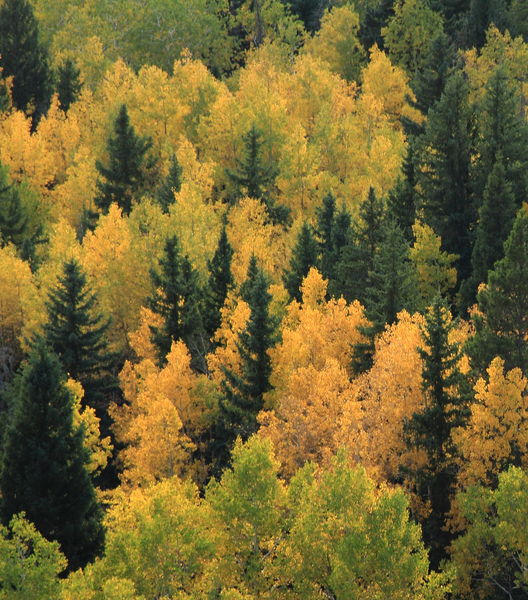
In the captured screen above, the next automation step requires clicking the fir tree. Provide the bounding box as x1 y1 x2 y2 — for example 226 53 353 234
403 297 470 569
156 154 182 213
0 164 28 248
466 207 528 375
94 104 154 217
358 186 385 274
417 71 474 285
57 59 82 113
0 0 52 125
148 235 205 370
204 223 234 339
283 221 319 301
0 344 104 571
315 192 336 281
226 124 290 226
460 156 516 311
42 260 116 422
386 142 417 242
214 258 277 472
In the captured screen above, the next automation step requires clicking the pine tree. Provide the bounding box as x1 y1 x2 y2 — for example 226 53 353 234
283 221 319 302
94 104 154 217
0 0 52 124
42 260 116 424
403 296 470 569
467 207 528 375
148 235 205 370
204 223 234 339
214 258 277 471
460 156 516 311
156 154 182 213
387 142 417 242
0 344 104 571
417 71 474 285
358 186 385 274
226 124 290 226
57 59 82 113
0 164 28 248
315 192 336 281
472 67 528 209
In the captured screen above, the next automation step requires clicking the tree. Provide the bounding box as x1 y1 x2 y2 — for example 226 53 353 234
387 141 417 242
94 104 155 216
204 222 234 339
468 0 510 49
283 221 319 302
0 344 104 571
403 296 470 568
286 0 325 32
460 156 516 311
417 71 474 285
358 186 385 275
214 258 277 471
156 153 182 213
148 235 205 370
0 164 28 249
226 124 290 226
57 58 82 113
0 0 52 124
467 207 528 375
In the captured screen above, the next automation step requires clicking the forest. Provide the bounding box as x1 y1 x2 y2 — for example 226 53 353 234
0 0 527 598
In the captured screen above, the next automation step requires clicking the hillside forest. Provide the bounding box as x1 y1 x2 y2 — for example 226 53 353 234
0 0 528 598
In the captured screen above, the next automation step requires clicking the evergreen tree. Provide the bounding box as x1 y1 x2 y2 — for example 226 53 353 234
148 235 205 370
509 0 528 40
214 258 277 471
226 124 290 226
0 0 52 124
472 67 528 209
286 0 326 32
466 207 528 375
57 59 82 113
417 71 474 285
358 0 394 51
386 142 417 242
315 192 336 281
468 0 509 48
156 154 182 213
358 186 385 274
94 104 154 217
403 297 470 569
204 222 234 339
0 164 28 248
42 260 116 424
460 156 516 311
283 221 319 302
0 344 104 571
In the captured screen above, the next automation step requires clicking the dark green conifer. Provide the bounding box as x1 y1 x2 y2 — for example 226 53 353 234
358 186 385 273
94 104 154 216
403 296 470 569
468 0 509 48
466 207 528 375
283 221 319 301
0 0 52 125
0 344 104 571
226 124 290 226
315 192 336 281
148 235 205 370
286 0 325 32
156 154 182 213
42 260 116 423
57 58 82 113
460 156 516 311
417 71 474 285
386 142 417 242
204 223 234 339
0 164 28 248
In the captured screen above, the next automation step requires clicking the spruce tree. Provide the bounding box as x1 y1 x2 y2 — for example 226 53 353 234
0 0 52 124
204 222 234 339
466 207 528 375
94 104 154 217
42 260 116 424
358 186 385 274
403 297 470 569
57 59 82 113
0 164 28 248
226 124 290 226
460 156 516 311
386 142 417 242
283 221 319 301
214 258 277 471
0 344 104 571
148 235 205 370
156 154 182 213
417 71 474 285
315 192 336 281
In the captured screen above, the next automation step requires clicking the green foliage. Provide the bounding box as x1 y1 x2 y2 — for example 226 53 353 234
148 235 205 370
387 142 417 242
0 344 104 572
467 207 528 375
155 154 182 214
57 58 82 113
0 514 66 600
283 221 319 301
0 165 28 250
95 104 155 217
0 0 52 124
